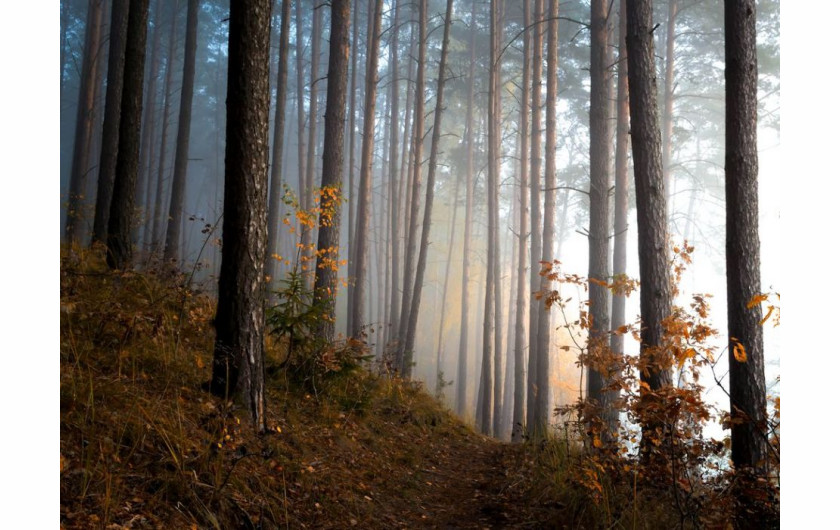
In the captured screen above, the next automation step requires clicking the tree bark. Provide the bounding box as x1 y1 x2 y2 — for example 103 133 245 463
350 0 384 337
387 0 402 348
266 0 292 288
91 0 129 246
140 0 165 253
345 0 361 328
106 0 150 269
163 0 199 264
313 0 352 341
301 0 322 282
626 0 673 455
526 0 544 433
211 0 272 431
725 0 767 473
65 0 105 245
533 0 558 438
662 0 677 217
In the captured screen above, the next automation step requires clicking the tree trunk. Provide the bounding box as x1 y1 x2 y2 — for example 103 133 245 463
295 0 307 208
396 0 427 375
91 0 129 246
662 0 677 217
533 0 558 438
526 0 544 433
106 0 150 269
151 0 179 254
211 0 272 431
266 0 292 288
141 0 165 253
403 0 453 379
725 0 767 474
65 0 105 245
626 0 673 456
610 0 630 370
435 174 460 396
456 3 478 417
313 0 352 341
512 0 530 443
586 0 616 439
301 0 322 282
349 0 384 337
345 0 361 329
163 0 199 264
387 0 402 349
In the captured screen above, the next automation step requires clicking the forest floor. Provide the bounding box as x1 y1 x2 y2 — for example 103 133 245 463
60 251 564 529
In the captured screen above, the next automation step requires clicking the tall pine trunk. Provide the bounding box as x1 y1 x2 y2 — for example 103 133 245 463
301 0 322 282
211 0 272 431
106 0 150 269
662 0 677 216
313 0 351 341
164 0 199 263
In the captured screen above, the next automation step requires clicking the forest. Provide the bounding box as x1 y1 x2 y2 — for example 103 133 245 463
58 0 781 527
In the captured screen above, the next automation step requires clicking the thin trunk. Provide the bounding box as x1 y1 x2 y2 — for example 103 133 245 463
295 0 307 202
106 0 150 269
435 175 460 396
350 0 384 337
65 0 105 244
211 0 272 431
586 0 615 438
152 0 179 253
164 0 199 264
313 0 352 341
387 0 402 347
396 0 426 375
345 0 361 327
266 0 292 288
302 0 322 282
662 0 677 217
403 0 453 379
91 0 129 245
491 0 505 440
456 3 477 417
142 0 165 253
533 0 558 438
512 0 531 442
526 0 544 433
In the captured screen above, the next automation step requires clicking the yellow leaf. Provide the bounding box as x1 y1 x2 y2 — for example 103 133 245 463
732 341 747 363
747 293 768 309
760 306 775 326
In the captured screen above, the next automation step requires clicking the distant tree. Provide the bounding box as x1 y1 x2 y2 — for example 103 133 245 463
163 0 200 263
301 0 322 282
456 3 477 417
211 0 272 431
265 0 292 288
662 0 678 216
106 0 151 269
387 0 403 351
65 0 105 244
313 0 351 341
626 0 673 455
349 0 384 337
91 0 129 246
724 0 768 474
402 0 454 378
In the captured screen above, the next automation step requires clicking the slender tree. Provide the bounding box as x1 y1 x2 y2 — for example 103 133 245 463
140 0 165 252
586 0 616 438
313 0 351 341
106 0 151 269
626 0 673 455
349 0 384 337
163 0 199 263
662 0 678 216
533 0 559 438
65 0 105 244
211 0 273 431
526 0 544 432
387 0 403 348
455 3 478 417
301 0 322 281
266 0 292 287
725 0 768 474
402 0 454 379
512 0 531 443
91 0 129 246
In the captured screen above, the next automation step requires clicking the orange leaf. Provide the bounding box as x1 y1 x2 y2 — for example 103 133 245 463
732 341 747 363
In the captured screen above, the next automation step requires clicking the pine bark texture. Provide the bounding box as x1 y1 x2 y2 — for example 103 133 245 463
626 0 673 452
91 0 129 245
211 0 272 431
313 0 351 341
662 0 677 213
724 0 767 472
106 0 150 269
164 0 200 263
